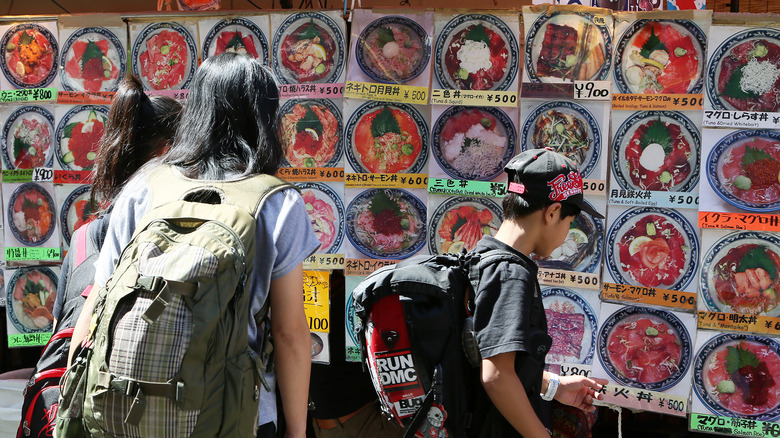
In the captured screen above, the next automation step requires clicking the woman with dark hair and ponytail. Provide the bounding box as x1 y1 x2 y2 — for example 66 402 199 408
18 76 181 438
90 53 318 438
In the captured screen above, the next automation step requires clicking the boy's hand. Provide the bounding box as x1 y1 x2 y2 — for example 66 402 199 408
554 375 608 412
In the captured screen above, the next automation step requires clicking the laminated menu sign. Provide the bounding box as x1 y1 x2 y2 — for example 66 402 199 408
611 11 711 97
5 266 60 347
427 105 516 184
295 181 346 258
345 9 433 103
542 287 601 368
432 10 520 95
277 98 344 172
343 187 428 262
698 129 780 228
0 88 57 103
697 228 780 322
703 25 780 120
58 23 127 94
603 205 701 296
342 98 429 177
690 331 780 430
523 5 614 84
1 104 56 171
128 19 199 91
0 21 61 91
304 270 330 364
608 109 702 208
270 11 347 98
345 275 364 362
519 98 610 182
592 302 697 411
602 282 696 311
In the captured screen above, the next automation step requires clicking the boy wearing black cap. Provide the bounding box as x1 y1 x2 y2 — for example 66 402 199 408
472 148 608 437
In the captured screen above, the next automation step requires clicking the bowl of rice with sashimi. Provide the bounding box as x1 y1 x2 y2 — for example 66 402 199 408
7 267 58 333
346 188 426 259
432 106 516 181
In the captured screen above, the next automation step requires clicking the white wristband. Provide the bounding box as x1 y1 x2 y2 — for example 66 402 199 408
541 373 559 401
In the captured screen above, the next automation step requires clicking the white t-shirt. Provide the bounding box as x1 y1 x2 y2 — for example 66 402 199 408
93 165 321 426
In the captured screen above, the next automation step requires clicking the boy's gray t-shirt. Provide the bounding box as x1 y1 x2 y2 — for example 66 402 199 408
93 167 321 426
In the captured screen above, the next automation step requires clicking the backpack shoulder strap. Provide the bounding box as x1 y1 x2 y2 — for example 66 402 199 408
466 249 524 293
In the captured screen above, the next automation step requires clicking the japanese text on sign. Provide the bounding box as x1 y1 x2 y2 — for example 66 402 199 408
602 283 696 311
54 170 93 185
699 211 780 232
345 81 428 105
279 83 345 99
428 178 507 198
345 258 397 276
8 332 52 347
609 189 699 209
520 82 573 99
430 89 518 107
303 271 330 333
596 384 687 417
691 414 780 437
6 247 61 261
0 88 56 103
303 254 345 270
611 94 703 111
702 110 780 129
538 268 600 290
276 167 344 182
2 169 34 183
57 91 115 105
697 311 780 335
345 173 427 189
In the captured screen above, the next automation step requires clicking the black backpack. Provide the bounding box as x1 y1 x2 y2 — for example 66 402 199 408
352 249 519 438
17 215 108 438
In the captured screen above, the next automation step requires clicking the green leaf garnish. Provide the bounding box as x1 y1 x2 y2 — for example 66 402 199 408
225 32 245 51
742 145 772 167
450 215 467 236
299 20 321 41
639 27 667 59
18 31 34 46
725 345 760 375
466 24 491 47
22 196 37 212
81 40 105 70
63 122 79 139
736 246 778 280
368 190 400 216
370 107 401 138
376 27 395 48
640 119 672 154
13 137 29 160
721 66 760 100
295 106 323 135
23 278 47 298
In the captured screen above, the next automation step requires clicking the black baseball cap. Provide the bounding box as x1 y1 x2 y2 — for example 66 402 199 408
504 148 604 219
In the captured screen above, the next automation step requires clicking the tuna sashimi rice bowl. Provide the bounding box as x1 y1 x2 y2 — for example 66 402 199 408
1 24 58 88
346 189 425 259
695 335 780 420
429 197 501 254
202 18 268 61
61 27 124 92
133 22 196 90
4 106 54 169
356 16 429 84
56 106 108 171
432 106 515 181
9 183 55 246
279 100 342 168
8 267 58 333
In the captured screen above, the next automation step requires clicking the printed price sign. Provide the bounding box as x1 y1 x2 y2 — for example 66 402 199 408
691 414 780 437
145 89 189 102
6 247 61 261
611 94 703 111
279 83 345 99
558 363 592 378
430 89 518 108
32 167 53 182
0 88 57 103
698 212 780 232
8 332 52 348
573 81 611 100
345 173 427 189
2 169 34 183
345 81 428 105
57 91 115 105
276 167 344 182
521 82 573 99
54 170 93 185
538 268 600 290
303 254 345 270
697 311 780 335
583 179 606 196
602 283 695 311
345 258 396 276
428 178 507 198
303 271 330 333
596 384 687 417
609 189 699 209
702 110 780 129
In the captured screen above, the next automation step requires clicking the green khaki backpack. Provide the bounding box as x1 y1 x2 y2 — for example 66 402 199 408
57 165 291 438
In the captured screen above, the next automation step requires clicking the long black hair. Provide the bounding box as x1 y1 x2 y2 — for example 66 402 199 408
164 52 284 179
91 75 182 206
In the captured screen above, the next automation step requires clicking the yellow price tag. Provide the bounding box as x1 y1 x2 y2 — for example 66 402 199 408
345 81 428 105
303 271 330 333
